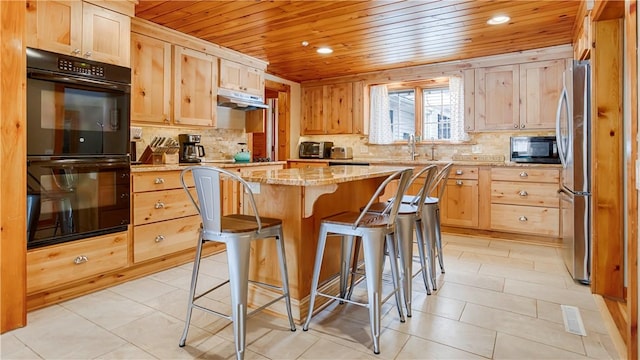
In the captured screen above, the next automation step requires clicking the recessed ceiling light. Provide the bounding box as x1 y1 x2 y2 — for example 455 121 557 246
301 41 309 47
487 15 510 25
316 47 333 54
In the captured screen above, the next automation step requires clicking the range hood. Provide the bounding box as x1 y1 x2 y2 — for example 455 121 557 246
217 88 268 111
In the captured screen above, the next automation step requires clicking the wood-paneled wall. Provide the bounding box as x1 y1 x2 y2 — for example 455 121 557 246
0 0 27 334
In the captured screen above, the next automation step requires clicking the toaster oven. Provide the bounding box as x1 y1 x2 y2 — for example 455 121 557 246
299 141 333 159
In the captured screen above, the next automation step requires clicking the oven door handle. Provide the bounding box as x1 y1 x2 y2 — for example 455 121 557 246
28 70 130 92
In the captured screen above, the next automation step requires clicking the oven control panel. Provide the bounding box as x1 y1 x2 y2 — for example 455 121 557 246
57 58 105 77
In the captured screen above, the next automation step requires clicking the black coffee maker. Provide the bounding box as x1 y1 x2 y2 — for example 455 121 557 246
178 134 205 163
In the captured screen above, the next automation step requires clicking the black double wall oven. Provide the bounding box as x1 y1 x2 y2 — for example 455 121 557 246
26 48 131 249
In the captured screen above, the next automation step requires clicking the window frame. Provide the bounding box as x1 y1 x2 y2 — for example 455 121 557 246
387 77 451 143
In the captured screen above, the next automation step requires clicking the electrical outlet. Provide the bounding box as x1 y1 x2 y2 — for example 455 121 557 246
247 182 261 194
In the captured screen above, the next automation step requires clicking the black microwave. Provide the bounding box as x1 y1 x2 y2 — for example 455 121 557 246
510 136 560 164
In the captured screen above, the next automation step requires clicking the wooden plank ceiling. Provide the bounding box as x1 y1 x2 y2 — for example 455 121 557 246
135 1 581 83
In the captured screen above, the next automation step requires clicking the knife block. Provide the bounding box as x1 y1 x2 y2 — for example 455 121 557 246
139 146 154 164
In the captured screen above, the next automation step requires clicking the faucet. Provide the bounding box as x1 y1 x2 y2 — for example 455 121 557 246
408 134 419 160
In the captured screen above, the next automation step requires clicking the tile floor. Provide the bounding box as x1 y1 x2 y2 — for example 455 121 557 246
1 234 625 359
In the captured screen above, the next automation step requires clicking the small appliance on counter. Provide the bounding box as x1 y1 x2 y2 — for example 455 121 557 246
330 146 353 159
179 134 205 163
299 141 333 159
510 136 560 164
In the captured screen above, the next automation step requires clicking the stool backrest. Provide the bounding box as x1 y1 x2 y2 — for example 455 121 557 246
429 162 454 200
406 165 439 216
355 167 413 229
180 166 263 233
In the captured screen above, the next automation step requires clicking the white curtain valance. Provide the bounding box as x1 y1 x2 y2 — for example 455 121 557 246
368 85 393 144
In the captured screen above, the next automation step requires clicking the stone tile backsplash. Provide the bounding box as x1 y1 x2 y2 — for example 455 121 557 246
132 125 247 162
300 130 555 162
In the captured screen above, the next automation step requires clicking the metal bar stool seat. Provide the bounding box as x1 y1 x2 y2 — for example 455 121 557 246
178 166 296 360
400 162 453 290
351 165 438 317
302 167 413 355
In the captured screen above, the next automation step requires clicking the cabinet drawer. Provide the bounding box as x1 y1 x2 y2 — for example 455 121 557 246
490 204 559 237
449 166 478 180
133 171 194 193
491 182 559 207
133 188 198 225
491 168 559 183
133 215 201 262
27 232 128 293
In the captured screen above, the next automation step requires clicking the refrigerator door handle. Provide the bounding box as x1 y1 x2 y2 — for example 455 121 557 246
556 81 570 168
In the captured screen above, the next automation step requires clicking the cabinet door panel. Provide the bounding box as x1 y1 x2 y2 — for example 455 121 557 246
475 65 519 130
131 33 172 124
301 86 325 134
82 2 130 67
325 83 353 134
26 0 82 55
519 60 565 129
440 179 479 227
174 46 217 127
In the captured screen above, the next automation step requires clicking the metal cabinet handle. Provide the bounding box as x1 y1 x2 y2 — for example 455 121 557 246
456 180 463 186
514 124 519 128
154 201 165 209
518 190 528 197
84 51 92 58
154 177 165 184
519 171 528 178
155 235 165 243
521 124 526 129
455 169 463 175
518 216 528 222
72 48 81 55
73 255 89 265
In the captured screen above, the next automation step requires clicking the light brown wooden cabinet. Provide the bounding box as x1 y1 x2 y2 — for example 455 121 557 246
174 46 218 127
440 166 479 228
27 232 128 293
219 58 265 96
26 0 131 67
489 167 560 237
301 83 353 135
130 32 172 124
132 170 201 263
473 60 566 131
474 65 520 131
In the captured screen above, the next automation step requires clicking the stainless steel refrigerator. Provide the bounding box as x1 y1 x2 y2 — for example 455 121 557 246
556 60 591 284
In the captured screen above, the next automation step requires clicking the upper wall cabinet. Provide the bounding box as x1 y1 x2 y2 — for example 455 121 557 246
131 33 172 125
301 82 353 135
518 60 566 130
219 59 265 96
475 64 520 131
26 0 131 67
473 59 565 131
174 46 218 127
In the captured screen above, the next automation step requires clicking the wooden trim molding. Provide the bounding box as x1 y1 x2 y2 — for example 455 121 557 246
0 0 27 334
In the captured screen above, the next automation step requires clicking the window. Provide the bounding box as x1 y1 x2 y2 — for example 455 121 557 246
384 76 466 142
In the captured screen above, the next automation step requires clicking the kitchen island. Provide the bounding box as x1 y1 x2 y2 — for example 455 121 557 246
239 165 408 322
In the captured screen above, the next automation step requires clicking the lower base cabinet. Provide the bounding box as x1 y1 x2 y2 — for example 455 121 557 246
440 166 479 228
133 215 201 263
27 232 128 294
490 203 560 237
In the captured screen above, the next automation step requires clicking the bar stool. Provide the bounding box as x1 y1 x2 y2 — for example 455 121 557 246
402 162 453 290
178 166 296 360
350 165 439 316
302 167 413 355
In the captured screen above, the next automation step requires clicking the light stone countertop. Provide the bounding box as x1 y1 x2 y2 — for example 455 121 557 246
242 165 410 186
131 161 288 173
290 158 562 168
